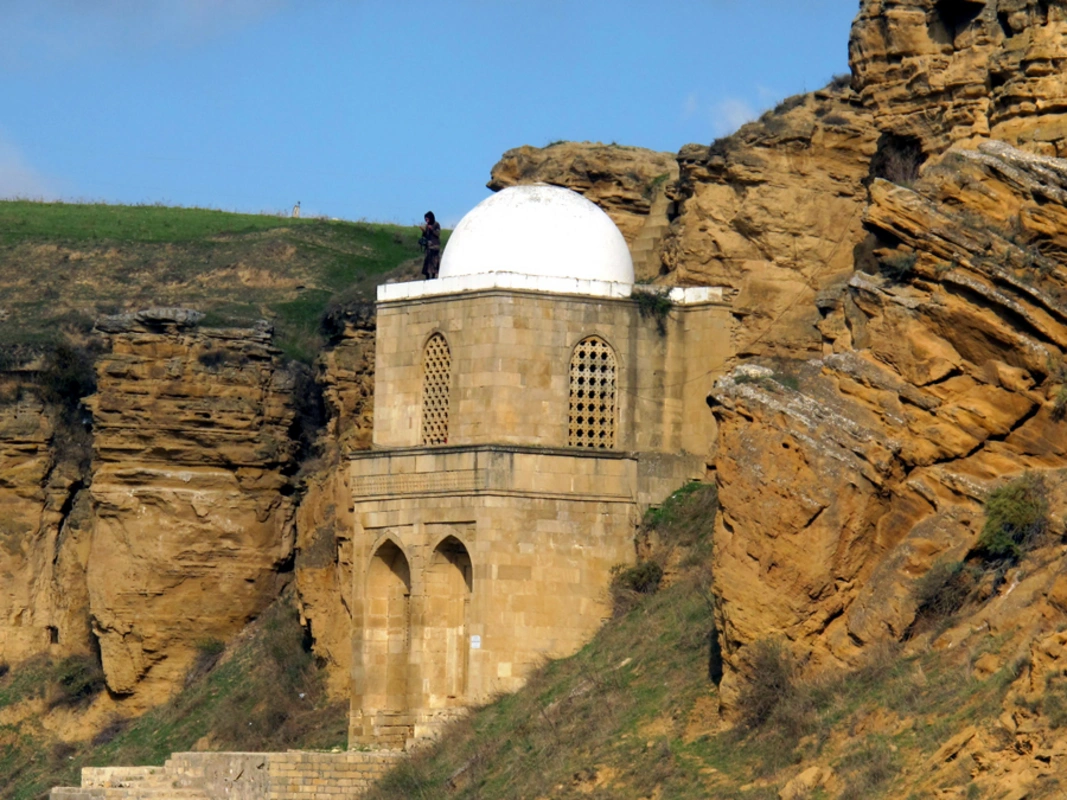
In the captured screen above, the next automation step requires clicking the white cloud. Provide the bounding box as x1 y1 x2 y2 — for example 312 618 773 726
756 84 780 106
682 92 700 120
711 97 756 137
0 1 288 69
0 133 58 199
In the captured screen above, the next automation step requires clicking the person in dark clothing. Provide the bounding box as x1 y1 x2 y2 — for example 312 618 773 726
420 211 441 279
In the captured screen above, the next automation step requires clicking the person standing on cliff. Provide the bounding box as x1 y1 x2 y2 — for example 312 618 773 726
420 211 441 279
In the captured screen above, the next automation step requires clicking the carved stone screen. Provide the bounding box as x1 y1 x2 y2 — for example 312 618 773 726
568 336 617 449
421 334 452 445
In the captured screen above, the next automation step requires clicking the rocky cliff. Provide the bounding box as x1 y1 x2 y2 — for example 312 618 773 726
479 4 1067 793
0 384 92 667
0 306 376 720
83 310 302 701
850 0 1067 156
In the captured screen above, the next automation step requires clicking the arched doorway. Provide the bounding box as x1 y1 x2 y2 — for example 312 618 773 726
423 536 472 708
364 540 411 714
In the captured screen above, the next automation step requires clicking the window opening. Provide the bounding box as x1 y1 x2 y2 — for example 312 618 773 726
568 336 617 449
421 333 451 445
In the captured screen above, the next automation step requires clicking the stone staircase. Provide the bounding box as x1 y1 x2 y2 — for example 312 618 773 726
630 165 679 281
50 750 405 800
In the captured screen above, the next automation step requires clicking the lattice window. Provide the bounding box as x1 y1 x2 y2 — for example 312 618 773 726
421 334 452 445
568 336 617 449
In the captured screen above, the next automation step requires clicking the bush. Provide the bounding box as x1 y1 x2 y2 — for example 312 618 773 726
1042 673 1067 728
909 559 976 634
38 342 97 413
974 472 1050 562
634 291 673 335
91 716 130 747
879 252 918 282
614 561 663 594
1053 385 1067 421
869 133 925 186
610 561 664 616
837 739 898 800
737 639 798 732
830 73 852 91
48 653 106 710
185 639 225 687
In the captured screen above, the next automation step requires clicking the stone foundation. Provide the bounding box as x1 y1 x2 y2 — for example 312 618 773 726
50 750 405 800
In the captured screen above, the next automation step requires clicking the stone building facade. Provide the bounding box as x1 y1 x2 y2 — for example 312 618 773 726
348 185 731 747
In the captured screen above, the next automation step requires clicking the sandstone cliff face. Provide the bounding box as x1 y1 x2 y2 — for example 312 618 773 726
851 0 1067 155
0 387 93 666
292 308 377 699
707 140 1067 794
83 310 301 700
663 84 880 359
0 304 375 714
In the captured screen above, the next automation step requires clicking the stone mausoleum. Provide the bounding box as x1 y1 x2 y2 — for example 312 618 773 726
348 185 731 747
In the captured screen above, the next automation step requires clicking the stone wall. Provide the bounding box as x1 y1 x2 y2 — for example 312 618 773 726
373 289 729 461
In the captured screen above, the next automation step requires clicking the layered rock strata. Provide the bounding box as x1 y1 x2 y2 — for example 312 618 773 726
850 0 1067 155
84 309 300 700
708 140 1067 793
663 83 880 359
0 386 93 665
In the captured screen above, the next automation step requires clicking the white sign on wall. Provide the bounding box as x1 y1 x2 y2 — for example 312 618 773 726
470 635 481 649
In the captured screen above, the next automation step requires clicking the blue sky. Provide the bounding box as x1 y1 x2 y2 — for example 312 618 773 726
1 1 860 227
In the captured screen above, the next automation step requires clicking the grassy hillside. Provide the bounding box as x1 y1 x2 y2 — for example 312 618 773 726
0 593 346 800
362 484 1057 800
0 201 440 360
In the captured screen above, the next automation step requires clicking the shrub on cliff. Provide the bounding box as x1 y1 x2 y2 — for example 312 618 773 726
908 559 977 636
38 342 97 413
737 638 799 732
974 472 1050 562
47 653 107 710
610 561 664 616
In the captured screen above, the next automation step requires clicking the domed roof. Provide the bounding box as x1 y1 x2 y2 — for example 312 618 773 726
439 185 634 285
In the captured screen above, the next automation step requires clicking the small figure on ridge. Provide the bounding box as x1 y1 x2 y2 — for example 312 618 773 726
419 211 441 280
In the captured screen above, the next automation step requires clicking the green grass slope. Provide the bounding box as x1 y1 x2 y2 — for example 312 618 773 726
0 201 440 360
0 593 346 800
363 484 1053 800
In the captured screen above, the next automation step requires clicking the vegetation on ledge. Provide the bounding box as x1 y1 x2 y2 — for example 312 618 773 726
0 201 443 362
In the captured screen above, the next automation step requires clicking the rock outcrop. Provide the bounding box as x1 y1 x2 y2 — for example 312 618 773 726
84 310 301 701
850 0 1067 155
488 142 677 246
0 385 92 666
663 83 880 359
707 138 1067 794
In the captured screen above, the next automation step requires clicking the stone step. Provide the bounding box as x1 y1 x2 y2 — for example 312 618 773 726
82 766 170 789
52 788 209 800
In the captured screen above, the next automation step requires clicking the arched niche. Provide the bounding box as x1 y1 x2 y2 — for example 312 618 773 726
364 540 411 712
422 536 472 707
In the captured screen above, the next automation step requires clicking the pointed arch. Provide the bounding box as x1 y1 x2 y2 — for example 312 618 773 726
423 536 472 707
421 333 452 445
568 335 618 449
364 540 411 712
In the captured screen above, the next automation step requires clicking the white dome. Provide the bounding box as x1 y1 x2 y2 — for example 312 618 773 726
439 185 634 285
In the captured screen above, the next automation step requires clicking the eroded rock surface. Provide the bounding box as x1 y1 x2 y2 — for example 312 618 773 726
851 0 1067 155
663 83 880 359
0 387 92 665
708 142 1067 795
85 310 300 700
